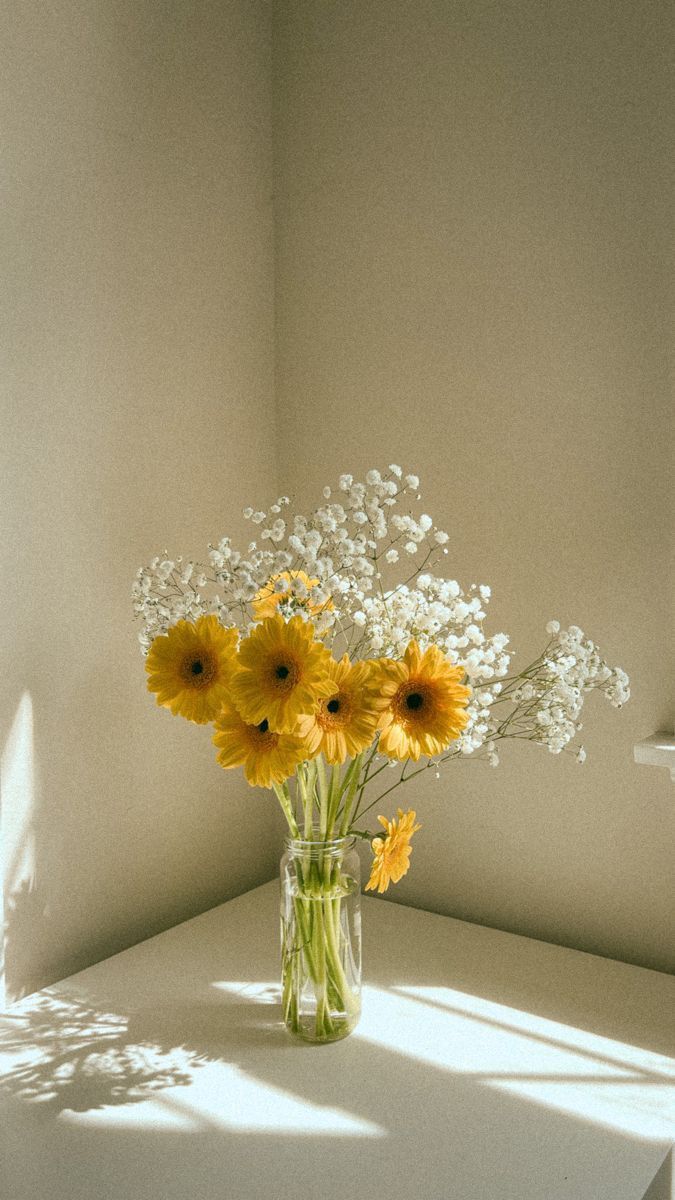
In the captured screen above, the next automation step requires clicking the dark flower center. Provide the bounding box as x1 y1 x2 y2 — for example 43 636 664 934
275 665 290 680
257 719 269 733
181 651 216 688
327 698 340 714
406 692 424 711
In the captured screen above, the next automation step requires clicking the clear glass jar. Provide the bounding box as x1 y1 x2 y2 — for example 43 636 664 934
280 835 361 1043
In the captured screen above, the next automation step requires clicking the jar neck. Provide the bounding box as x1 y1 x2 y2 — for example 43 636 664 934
285 834 356 860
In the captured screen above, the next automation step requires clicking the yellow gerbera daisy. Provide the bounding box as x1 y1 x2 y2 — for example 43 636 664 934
251 570 334 622
230 614 334 733
145 615 238 724
365 809 421 894
296 655 386 764
213 702 307 788
376 641 471 761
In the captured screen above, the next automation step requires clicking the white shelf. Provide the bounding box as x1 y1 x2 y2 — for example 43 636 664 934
1 882 673 1200
634 733 675 783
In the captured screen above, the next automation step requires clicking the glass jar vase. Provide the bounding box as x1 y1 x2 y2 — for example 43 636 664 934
280 835 361 1043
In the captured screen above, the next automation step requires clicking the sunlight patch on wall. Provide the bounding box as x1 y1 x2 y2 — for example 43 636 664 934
1 692 37 1006
1 693 36 892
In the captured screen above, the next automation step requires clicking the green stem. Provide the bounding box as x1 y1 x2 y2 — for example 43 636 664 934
351 758 389 823
326 764 342 836
340 752 364 835
311 899 333 1038
316 756 329 839
273 781 300 836
322 891 354 1007
281 848 360 1042
357 748 462 820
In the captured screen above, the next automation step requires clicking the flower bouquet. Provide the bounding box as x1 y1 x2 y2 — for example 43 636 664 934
133 466 629 1042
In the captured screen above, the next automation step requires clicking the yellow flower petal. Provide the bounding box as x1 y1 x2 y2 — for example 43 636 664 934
295 655 386 765
375 641 471 761
365 809 421 893
251 571 334 622
145 616 238 725
230 614 334 733
213 702 307 788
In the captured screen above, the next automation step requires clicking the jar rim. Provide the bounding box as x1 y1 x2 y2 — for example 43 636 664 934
285 832 357 851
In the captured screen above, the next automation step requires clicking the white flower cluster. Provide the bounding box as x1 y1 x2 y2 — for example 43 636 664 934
133 466 452 653
132 467 629 766
132 556 213 653
473 622 631 760
351 577 509 672
348 575 514 758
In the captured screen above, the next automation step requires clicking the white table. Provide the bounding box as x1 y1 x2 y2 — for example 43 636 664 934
0 881 673 1200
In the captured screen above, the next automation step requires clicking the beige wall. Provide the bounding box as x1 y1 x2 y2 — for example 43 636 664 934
274 1 675 971
1 1 281 1001
2 0 672 1000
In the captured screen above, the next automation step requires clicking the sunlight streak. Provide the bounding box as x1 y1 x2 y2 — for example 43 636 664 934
1 692 37 1006
1 692 36 893
213 979 675 1141
393 985 675 1077
0 990 385 1138
62 1060 386 1135
352 984 675 1141
211 981 280 1004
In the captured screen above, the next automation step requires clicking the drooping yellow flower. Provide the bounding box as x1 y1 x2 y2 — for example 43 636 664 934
376 641 471 761
296 656 386 765
213 702 307 788
365 809 421 894
230 614 334 733
251 570 334 622
145 615 238 724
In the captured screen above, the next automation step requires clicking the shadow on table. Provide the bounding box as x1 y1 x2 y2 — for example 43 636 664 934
0 991 281 1113
0 980 671 1200
2 879 674 1200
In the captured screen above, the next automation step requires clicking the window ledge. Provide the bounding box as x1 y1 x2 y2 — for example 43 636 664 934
634 732 675 784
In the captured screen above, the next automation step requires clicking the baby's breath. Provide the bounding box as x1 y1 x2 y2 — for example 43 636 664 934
132 467 629 763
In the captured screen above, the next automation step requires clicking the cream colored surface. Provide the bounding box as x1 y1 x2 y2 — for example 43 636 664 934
0 1 281 1002
274 1 675 971
1 882 673 1200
